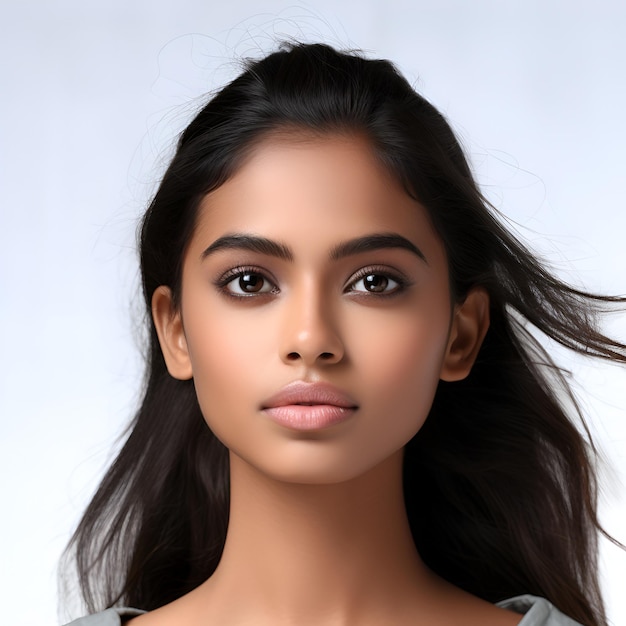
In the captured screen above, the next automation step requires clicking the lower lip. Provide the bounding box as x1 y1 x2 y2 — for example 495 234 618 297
263 405 356 431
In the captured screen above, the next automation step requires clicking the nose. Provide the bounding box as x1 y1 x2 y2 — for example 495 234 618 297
279 283 345 367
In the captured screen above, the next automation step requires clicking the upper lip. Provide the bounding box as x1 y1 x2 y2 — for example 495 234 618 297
261 381 358 409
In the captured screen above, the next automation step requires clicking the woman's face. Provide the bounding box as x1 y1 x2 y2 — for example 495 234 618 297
154 133 486 484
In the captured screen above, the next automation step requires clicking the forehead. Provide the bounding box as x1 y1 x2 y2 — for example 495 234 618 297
189 133 444 263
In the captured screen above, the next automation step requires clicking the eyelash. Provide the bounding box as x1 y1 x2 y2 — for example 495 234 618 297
214 265 409 298
215 265 279 297
344 266 408 297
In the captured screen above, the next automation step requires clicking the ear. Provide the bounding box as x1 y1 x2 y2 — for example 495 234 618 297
151 286 193 380
440 287 490 382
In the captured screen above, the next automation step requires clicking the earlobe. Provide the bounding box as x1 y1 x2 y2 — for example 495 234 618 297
151 286 193 380
440 287 490 382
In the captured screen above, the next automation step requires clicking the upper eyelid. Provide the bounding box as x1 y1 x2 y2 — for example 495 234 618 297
216 265 277 287
346 265 408 285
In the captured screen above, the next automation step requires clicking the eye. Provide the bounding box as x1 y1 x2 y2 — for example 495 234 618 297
218 269 278 296
347 269 404 295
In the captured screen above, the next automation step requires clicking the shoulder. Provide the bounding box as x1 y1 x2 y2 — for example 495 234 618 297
496 595 583 626
63 608 146 626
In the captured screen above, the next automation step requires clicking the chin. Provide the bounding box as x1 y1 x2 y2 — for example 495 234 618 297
233 441 403 486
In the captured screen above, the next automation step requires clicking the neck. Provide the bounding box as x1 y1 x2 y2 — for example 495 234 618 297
202 450 440 624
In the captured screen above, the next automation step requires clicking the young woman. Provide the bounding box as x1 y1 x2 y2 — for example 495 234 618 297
62 43 626 626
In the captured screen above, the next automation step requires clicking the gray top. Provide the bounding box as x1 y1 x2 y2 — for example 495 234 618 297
63 595 582 625
497 596 582 625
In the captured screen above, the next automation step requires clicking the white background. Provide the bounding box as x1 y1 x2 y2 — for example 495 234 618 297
1 1 624 624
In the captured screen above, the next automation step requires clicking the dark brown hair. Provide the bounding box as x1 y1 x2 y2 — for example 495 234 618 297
63 43 626 625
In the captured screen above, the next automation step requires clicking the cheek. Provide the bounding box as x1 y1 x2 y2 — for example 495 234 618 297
352 307 450 433
188 337 247 396
385 321 448 388
182 302 277 434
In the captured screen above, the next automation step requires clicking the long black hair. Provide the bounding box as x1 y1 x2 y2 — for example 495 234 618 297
63 42 626 625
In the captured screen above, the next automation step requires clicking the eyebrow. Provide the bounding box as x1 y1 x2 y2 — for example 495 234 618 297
330 233 427 263
202 234 293 261
201 232 428 264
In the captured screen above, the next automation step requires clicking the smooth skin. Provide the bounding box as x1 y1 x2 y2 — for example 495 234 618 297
136 133 520 626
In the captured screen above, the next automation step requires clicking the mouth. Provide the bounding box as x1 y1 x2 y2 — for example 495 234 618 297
261 381 358 431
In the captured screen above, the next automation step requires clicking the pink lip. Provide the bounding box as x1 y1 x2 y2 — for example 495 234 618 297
261 381 358 431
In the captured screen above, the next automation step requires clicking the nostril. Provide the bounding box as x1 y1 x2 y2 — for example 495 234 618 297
282 350 339 363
